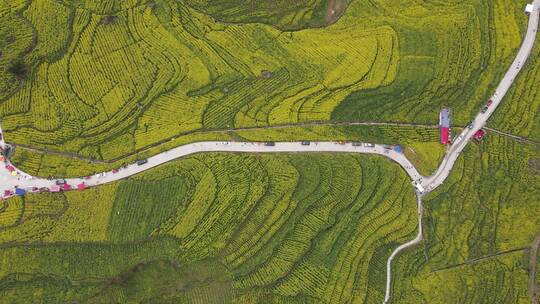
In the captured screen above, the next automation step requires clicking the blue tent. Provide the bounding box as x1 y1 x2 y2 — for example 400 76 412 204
15 188 26 196
394 145 403 153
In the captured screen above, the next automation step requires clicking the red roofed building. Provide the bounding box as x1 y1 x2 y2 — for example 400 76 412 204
439 108 452 145
473 129 486 141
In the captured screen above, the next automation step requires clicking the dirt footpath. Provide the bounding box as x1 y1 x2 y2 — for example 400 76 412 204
529 233 540 304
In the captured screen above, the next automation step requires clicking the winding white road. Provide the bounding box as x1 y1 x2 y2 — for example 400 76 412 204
0 140 420 194
0 1 538 303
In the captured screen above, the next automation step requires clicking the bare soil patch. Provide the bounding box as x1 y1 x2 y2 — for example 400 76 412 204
325 0 348 25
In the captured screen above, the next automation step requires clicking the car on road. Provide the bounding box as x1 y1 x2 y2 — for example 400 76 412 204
301 141 310 146
264 142 275 146
352 142 362 146
363 143 375 147
467 122 474 129
486 99 493 107
136 159 148 166
55 179 66 185
481 106 489 113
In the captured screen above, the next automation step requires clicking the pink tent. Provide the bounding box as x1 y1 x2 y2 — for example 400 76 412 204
63 184 72 190
50 185 61 192
77 183 87 191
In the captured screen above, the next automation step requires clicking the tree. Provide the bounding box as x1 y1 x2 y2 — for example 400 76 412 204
7 61 29 79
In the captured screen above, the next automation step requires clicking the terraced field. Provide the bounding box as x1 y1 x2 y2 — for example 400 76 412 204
0 153 418 303
0 0 530 160
1 0 538 302
491 37 540 141
389 135 540 303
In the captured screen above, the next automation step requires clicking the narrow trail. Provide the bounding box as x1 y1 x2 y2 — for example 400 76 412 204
383 193 423 304
432 246 528 272
529 233 540 304
484 127 540 145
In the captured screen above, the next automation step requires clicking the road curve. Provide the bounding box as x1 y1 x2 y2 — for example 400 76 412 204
0 141 421 196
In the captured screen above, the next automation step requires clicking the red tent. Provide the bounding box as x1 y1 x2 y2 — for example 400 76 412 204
5 165 15 172
77 183 87 191
63 183 72 190
3 190 12 197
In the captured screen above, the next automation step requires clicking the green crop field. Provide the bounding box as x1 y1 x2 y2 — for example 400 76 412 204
0 153 419 303
0 0 533 160
490 39 540 141
1 134 538 303
1 0 539 302
389 135 540 303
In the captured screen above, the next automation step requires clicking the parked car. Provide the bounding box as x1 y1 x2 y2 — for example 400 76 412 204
264 142 275 146
136 159 148 166
486 99 493 107
301 141 310 146
55 179 66 185
481 106 489 113
363 143 375 147
352 142 362 146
